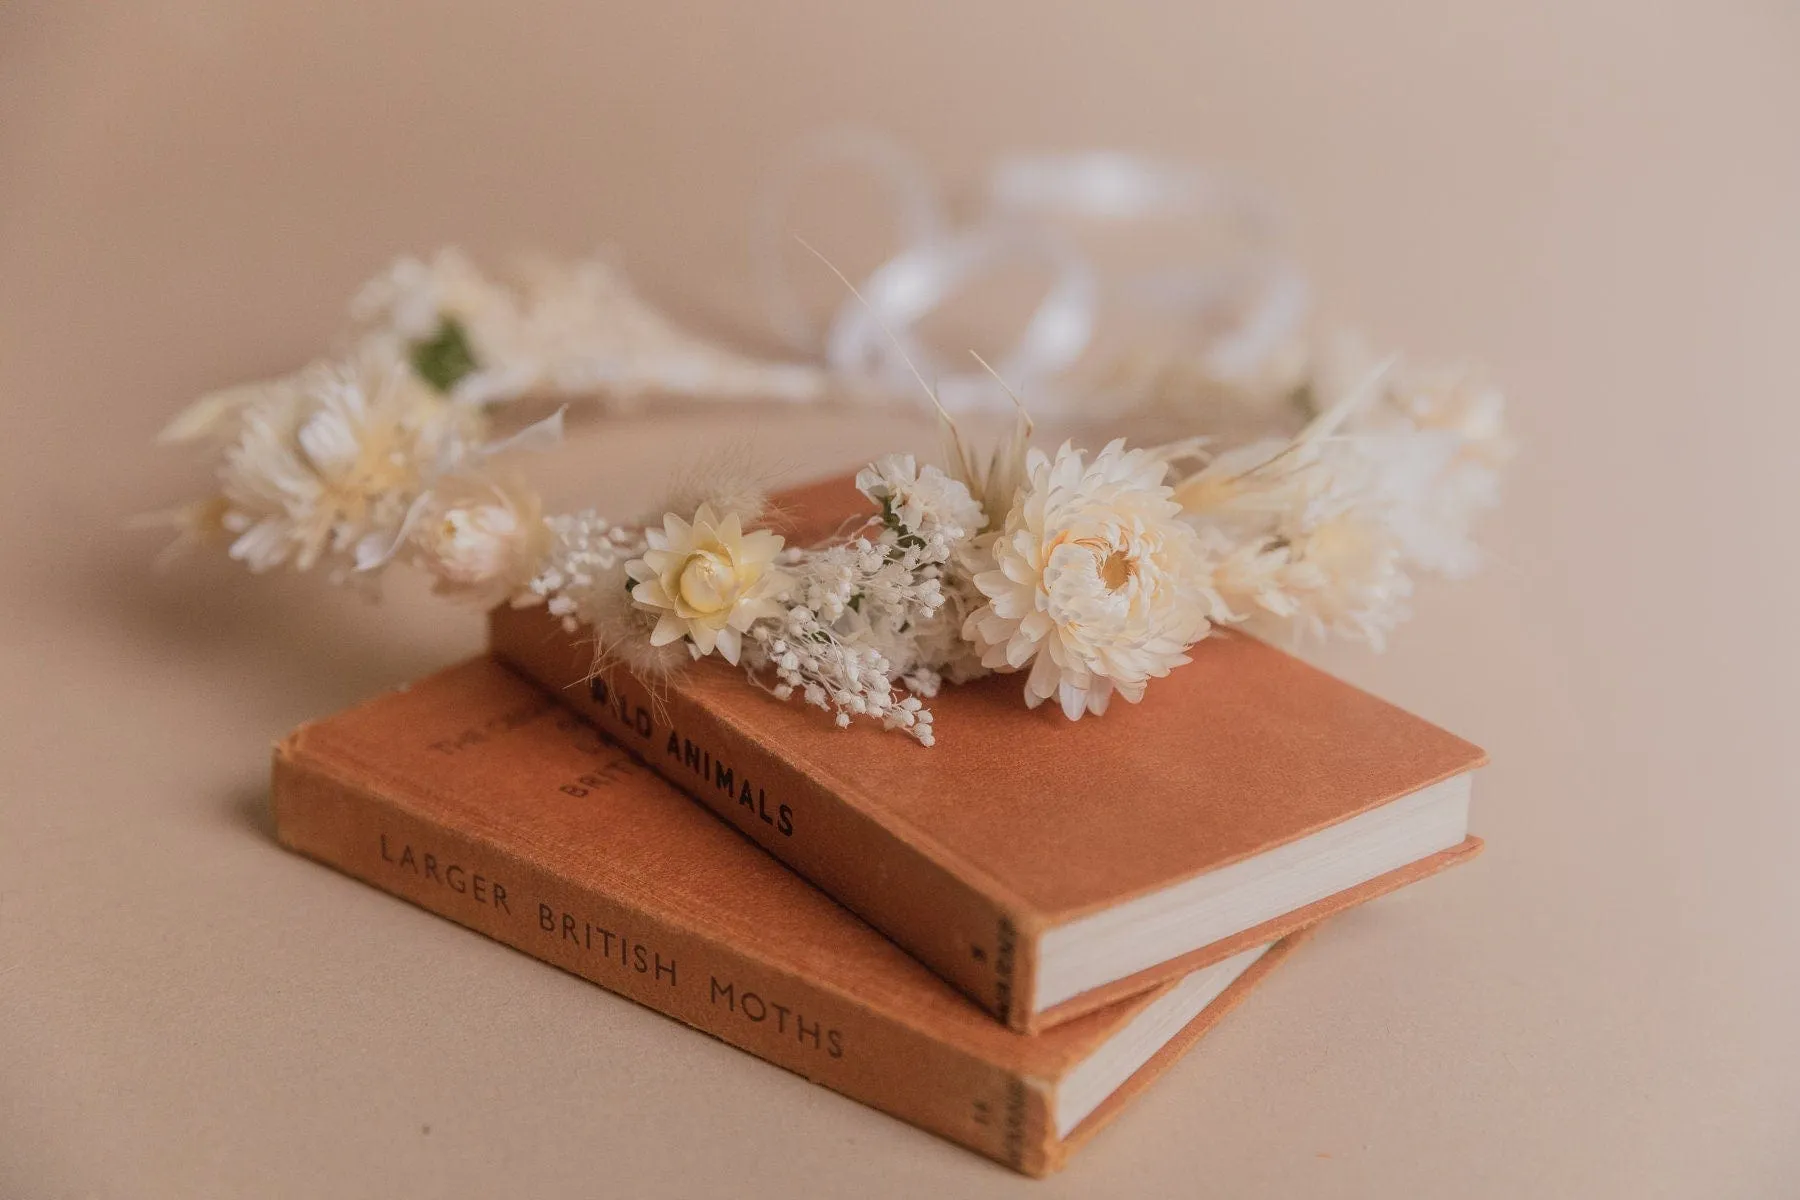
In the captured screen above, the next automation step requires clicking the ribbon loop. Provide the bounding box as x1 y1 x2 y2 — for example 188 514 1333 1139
754 134 1310 416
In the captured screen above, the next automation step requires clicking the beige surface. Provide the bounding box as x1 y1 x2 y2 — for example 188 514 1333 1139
2 2 1797 1196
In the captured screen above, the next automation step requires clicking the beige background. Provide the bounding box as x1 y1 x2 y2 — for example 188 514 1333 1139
3 2 1798 1196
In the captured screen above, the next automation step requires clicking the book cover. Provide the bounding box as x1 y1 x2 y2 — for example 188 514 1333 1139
491 474 1484 1033
271 657 1304 1177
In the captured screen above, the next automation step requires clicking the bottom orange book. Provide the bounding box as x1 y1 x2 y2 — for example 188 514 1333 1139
272 657 1308 1177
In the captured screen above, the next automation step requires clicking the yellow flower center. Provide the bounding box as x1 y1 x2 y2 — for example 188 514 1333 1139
1073 536 1135 593
1099 548 1134 591
677 549 741 615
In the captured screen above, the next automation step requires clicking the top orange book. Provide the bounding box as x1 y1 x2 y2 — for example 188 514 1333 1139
492 475 1485 1033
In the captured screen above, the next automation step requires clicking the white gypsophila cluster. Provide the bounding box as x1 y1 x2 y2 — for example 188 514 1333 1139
845 462 984 690
899 566 991 690
527 510 648 633
351 249 827 410
725 463 983 743
854 454 987 547
745 595 935 743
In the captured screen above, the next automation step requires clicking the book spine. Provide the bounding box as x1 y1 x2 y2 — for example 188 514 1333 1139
490 606 1040 1031
271 744 1058 1176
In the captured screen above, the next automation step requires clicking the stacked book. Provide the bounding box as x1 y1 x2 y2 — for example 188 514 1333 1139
273 476 1485 1177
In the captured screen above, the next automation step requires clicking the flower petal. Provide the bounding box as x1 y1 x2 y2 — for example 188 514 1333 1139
1058 682 1088 721
649 612 688 646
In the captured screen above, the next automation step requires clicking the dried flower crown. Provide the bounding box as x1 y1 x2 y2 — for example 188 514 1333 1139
145 149 1509 743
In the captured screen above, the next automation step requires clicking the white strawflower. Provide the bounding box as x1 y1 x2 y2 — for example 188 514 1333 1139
964 440 1216 720
626 505 790 665
217 356 481 573
1305 332 1511 576
1168 437 1320 528
351 248 515 347
406 476 548 605
1365 361 1508 577
352 251 825 408
1385 363 1510 465
485 257 824 408
855 454 985 541
1305 331 1507 453
1275 509 1412 647
1190 444 1415 649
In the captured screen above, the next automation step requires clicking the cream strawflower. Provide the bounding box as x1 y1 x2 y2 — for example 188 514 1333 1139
964 440 1216 720
626 505 789 665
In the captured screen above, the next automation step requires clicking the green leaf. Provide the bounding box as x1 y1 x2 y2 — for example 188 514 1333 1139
410 318 479 393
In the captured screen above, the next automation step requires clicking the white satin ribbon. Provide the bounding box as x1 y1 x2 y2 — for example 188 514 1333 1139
754 133 1311 415
751 129 945 358
821 221 1097 414
989 152 1272 226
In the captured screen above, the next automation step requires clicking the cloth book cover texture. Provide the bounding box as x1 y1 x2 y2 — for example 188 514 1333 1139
490 475 1485 1033
271 658 1305 1177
